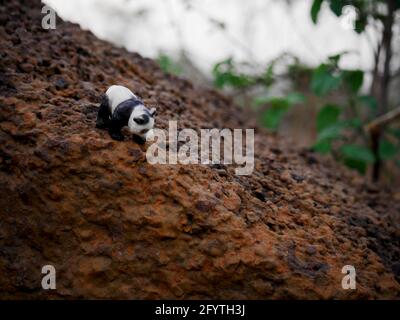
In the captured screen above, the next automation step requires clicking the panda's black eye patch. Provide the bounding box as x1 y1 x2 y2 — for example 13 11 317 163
134 114 149 125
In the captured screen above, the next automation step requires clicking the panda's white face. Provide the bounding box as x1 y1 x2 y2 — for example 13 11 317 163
127 104 156 138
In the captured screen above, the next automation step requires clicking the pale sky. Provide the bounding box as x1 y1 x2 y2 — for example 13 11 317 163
43 0 377 80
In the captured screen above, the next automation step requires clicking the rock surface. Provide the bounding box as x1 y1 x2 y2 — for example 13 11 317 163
0 0 399 299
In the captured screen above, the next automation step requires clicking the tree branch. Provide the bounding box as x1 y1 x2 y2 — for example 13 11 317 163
378 0 396 115
365 106 400 133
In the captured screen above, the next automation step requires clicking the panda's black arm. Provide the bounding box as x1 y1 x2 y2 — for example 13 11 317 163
96 94 111 129
108 118 125 141
107 103 134 141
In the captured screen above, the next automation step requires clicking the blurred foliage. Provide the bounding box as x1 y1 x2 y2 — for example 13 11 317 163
210 0 400 178
311 0 400 33
311 52 377 174
212 58 255 89
212 57 276 89
310 0 400 175
254 93 305 130
212 55 304 131
157 53 182 75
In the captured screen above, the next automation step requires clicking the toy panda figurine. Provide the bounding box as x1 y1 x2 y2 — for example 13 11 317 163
96 85 156 144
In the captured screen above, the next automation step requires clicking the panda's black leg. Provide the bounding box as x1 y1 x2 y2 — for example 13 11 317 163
108 119 125 141
132 134 146 145
96 95 111 129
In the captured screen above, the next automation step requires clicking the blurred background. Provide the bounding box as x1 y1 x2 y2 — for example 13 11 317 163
44 0 400 185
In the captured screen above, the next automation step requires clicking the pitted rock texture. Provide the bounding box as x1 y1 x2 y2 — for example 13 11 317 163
0 0 399 299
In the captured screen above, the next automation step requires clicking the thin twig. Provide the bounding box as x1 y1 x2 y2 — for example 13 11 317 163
365 106 400 133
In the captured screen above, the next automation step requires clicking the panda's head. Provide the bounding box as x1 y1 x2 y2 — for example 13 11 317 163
127 104 156 137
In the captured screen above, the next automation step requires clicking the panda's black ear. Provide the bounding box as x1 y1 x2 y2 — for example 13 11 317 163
150 107 157 117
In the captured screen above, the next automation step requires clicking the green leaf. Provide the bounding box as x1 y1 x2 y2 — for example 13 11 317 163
327 51 351 67
311 0 323 24
340 144 375 175
314 124 345 158
316 119 359 142
312 140 332 154
387 128 400 140
212 58 253 89
262 64 275 87
358 95 377 111
343 70 364 93
316 104 341 133
344 118 362 129
261 98 290 130
379 139 398 160
328 53 342 66
317 125 343 141
253 93 304 107
354 15 367 34
270 98 290 109
343 158 367 174
311 64 341 96
157 54 182 75
253 95 271 107
329 0 346 16
313 116 353 155
286 92 306 105
340 144 375 163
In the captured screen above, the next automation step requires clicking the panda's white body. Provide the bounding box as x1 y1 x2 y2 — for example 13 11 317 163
96 85 156 143
106 85 137 114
